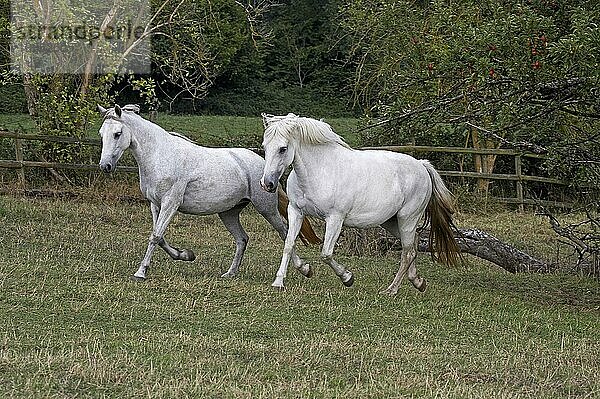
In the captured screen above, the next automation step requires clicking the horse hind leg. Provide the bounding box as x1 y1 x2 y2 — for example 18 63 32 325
218 203 250 278
407 249 426 292
381 217 426 295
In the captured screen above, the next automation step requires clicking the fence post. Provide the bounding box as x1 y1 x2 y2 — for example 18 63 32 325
14 137 26 189
514 154 524 212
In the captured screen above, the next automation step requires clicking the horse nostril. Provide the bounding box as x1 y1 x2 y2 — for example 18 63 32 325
260 177 277 192
101 163 113 173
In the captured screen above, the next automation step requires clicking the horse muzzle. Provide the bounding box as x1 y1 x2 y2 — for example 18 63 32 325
99 161 115 173
260 176 278 193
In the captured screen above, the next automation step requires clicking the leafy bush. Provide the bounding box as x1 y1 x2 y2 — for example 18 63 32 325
0 84 27 113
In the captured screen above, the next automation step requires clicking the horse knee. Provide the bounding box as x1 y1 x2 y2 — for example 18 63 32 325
150 234 163 245
320 254 332 263
237 235 249 248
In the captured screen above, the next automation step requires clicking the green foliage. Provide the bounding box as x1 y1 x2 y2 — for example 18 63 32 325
0 84 27 113
25 74 113 171
342 0 600 198
0 0 356 124
192 0 357 117
150 0 255 104
129 76 158 109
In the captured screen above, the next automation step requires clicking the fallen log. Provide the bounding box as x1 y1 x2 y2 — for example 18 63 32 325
383 227 552 273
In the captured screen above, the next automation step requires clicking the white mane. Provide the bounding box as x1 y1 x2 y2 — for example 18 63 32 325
168 130 196 144
101 104 196 144
262 113 350 148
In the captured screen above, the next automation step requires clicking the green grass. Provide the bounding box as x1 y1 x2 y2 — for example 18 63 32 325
0 113 363 147
0 113 35 132
0 195 598 398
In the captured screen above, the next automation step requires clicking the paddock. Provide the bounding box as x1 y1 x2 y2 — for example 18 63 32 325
0 194 598 398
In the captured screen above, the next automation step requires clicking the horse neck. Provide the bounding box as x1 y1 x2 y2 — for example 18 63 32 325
127 116 170 165
292 142 349 182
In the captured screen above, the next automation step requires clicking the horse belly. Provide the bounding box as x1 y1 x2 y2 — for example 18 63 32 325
178 180 246 215
344 200 400 228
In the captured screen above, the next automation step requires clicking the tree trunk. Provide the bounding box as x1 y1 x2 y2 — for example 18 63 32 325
471 129 500 194
23 73 38 118
471 128 489 193
383 227 552 273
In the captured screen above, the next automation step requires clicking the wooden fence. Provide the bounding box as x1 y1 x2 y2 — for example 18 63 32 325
0 130 571 209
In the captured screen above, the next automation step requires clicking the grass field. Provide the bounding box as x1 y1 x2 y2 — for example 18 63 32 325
0 113 363 147
0 193 598 398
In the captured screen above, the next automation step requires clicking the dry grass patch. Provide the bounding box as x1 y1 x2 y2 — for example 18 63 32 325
0 195 598 398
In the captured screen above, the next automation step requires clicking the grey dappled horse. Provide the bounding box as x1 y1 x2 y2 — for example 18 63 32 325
98 105 318 281
260 113 460 295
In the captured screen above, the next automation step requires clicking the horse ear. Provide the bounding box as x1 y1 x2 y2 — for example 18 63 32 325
97 104 108 116
114 104 122 118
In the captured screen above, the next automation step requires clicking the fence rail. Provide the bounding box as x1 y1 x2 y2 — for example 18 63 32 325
0 130 572 208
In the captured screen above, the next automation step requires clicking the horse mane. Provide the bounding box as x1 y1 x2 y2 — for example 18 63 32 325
102 104 140 121
100 104 197 144
262 113 350 148
167 130 197 144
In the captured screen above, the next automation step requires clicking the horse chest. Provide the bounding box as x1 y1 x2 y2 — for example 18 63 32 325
295 195 326 218
139 178 172 203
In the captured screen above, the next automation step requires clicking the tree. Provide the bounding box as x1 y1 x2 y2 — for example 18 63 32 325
151 0 273 110
341 0 600 198
194 0 356 117
0 0 271 167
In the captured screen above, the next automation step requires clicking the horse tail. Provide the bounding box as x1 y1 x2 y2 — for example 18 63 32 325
422 160 461 267
277 187 322 245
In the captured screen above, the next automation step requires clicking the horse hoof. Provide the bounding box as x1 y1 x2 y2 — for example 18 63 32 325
300 263 313 278
271 285 285 292
418 279 427 292
305 266 314 278
130 275 146 282
220 271 236 278
342 274 354 287
180 249 196 262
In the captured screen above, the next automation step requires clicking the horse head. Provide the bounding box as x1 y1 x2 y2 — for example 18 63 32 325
260 114 300 192
98 104 138 173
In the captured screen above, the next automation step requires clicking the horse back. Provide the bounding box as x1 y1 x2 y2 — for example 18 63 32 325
288 147 431 228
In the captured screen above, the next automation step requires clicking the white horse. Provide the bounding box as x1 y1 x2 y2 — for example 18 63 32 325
260 113 460 294
97 104 319 281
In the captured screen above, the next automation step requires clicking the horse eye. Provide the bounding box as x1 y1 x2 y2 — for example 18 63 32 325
279 146 287 154
114 131 122 139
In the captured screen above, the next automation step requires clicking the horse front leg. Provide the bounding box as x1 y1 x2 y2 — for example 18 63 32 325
272 204 304 289
321 215 354 287
149 203 196 262
255 199 312 279
133 196 182 280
